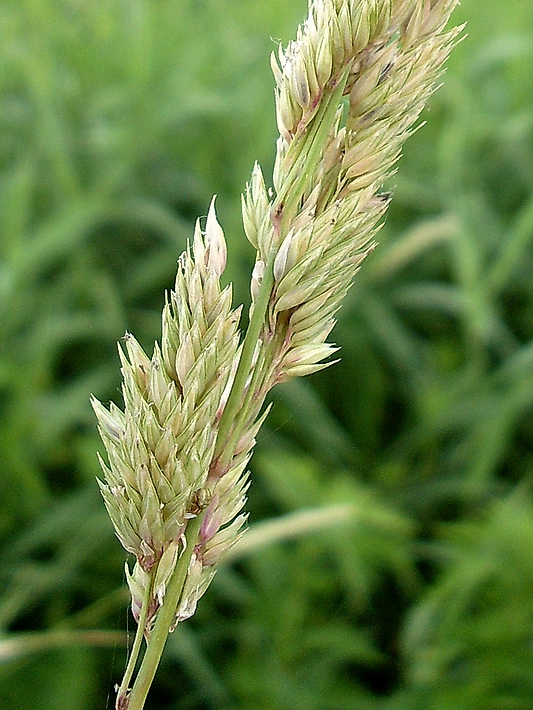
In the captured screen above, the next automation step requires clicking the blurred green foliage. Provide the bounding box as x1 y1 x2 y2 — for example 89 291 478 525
0 0 532 708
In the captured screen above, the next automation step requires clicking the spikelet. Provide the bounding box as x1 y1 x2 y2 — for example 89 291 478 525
93 198 250 627
244 0 463 383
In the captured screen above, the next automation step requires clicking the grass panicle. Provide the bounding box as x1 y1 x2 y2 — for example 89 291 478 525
92 1 462 708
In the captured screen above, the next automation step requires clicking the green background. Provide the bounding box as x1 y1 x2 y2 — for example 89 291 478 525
0 0 532 708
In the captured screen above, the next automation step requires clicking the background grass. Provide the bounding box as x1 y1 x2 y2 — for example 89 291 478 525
0 0 532 708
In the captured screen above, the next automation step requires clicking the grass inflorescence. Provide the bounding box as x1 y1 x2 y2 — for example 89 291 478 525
0 1 532 709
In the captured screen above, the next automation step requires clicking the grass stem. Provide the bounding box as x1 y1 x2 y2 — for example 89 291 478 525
214 249 276 471
124 513 204 710
115 572 155 709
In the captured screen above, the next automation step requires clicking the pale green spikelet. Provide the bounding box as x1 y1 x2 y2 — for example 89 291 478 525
93 199 247 626
244 0 463 385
